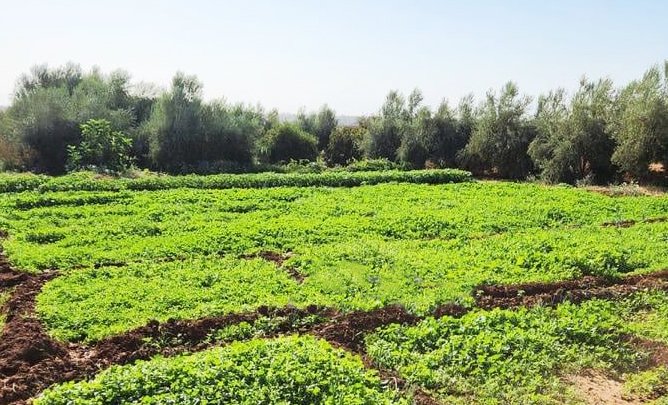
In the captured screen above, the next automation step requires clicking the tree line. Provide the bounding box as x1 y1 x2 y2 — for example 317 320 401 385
0 62 667 184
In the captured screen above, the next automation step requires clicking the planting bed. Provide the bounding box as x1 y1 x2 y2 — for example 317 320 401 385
0 172 667 404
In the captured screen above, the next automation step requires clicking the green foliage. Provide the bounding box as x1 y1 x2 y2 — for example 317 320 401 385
143 73 265 172
0 181 662 341
623 367 668 400
325 126 364 166
36 256 303 342
298 105 339 150
344 158 406 172
2 64 142 174
144 73 205 170
0 168 470 193
36 336 406 404
67 119 132 172
530 79 616 184
363 90 417 160
462 82 535 179
3 61 668 181
366 300 641 403
260 123 319 163
610 63 668 178
0 290 9 330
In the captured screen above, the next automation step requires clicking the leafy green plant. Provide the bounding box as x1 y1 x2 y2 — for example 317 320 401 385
67 119 133 173
35 336 407 404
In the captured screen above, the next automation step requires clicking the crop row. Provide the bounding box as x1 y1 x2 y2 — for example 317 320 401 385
0 169 472 193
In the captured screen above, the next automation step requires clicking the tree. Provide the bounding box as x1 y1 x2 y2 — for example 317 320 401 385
14 63 83 99
363 89 422 160
200 101 265 165
325 126 364 166
145 73 205 171
431 99 472 167
397 106 433 168
260 123 318 163
7 87 78 174
462 82 535 179
297 105 338 150
529 79 616 184
3 64 143 174
67 119 132 172
610 63 668 179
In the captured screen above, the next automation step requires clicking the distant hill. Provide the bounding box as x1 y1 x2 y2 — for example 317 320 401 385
279 113 360 127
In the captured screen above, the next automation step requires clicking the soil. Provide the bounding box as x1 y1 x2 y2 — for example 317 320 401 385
0 268 69 405
313 305 420 352
567 371 641 405
474 270 668 309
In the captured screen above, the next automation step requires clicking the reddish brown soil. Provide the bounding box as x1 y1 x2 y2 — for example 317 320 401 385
313 305 420 352
0 269 68 405
0 256 27 291
474 270 668 309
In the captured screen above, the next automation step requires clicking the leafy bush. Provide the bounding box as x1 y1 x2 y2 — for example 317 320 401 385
260 123 318 163
325 126 364 166
67 119 132 172
345 158 406 172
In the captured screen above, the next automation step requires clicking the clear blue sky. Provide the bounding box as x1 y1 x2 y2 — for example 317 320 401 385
1 0 667 115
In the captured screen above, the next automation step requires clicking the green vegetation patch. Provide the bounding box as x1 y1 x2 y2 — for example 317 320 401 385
0 290 9 330
35 336 407 404
366 300 643 404
623 367 668 401
0 169 471 194
36 257 304 342
21 182 668 341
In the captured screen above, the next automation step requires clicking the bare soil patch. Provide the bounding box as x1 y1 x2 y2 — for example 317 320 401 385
567 371 641 405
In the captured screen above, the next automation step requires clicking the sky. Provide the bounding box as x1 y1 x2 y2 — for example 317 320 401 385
0 0 667 115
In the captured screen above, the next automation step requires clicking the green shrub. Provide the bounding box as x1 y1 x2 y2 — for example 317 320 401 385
261 123 318 163
67 119 132 172
325 126 364 166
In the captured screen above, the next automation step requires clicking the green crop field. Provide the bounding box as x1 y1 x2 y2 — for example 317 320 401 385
1 170 667 404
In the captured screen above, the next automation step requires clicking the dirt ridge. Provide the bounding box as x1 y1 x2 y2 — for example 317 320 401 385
474 269 668 309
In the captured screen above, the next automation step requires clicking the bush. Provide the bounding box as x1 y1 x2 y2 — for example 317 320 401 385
67 119 132 172
325 126 364 166
260 123 318 163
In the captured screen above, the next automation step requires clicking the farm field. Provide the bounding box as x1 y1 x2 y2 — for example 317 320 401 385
0 169 668 404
